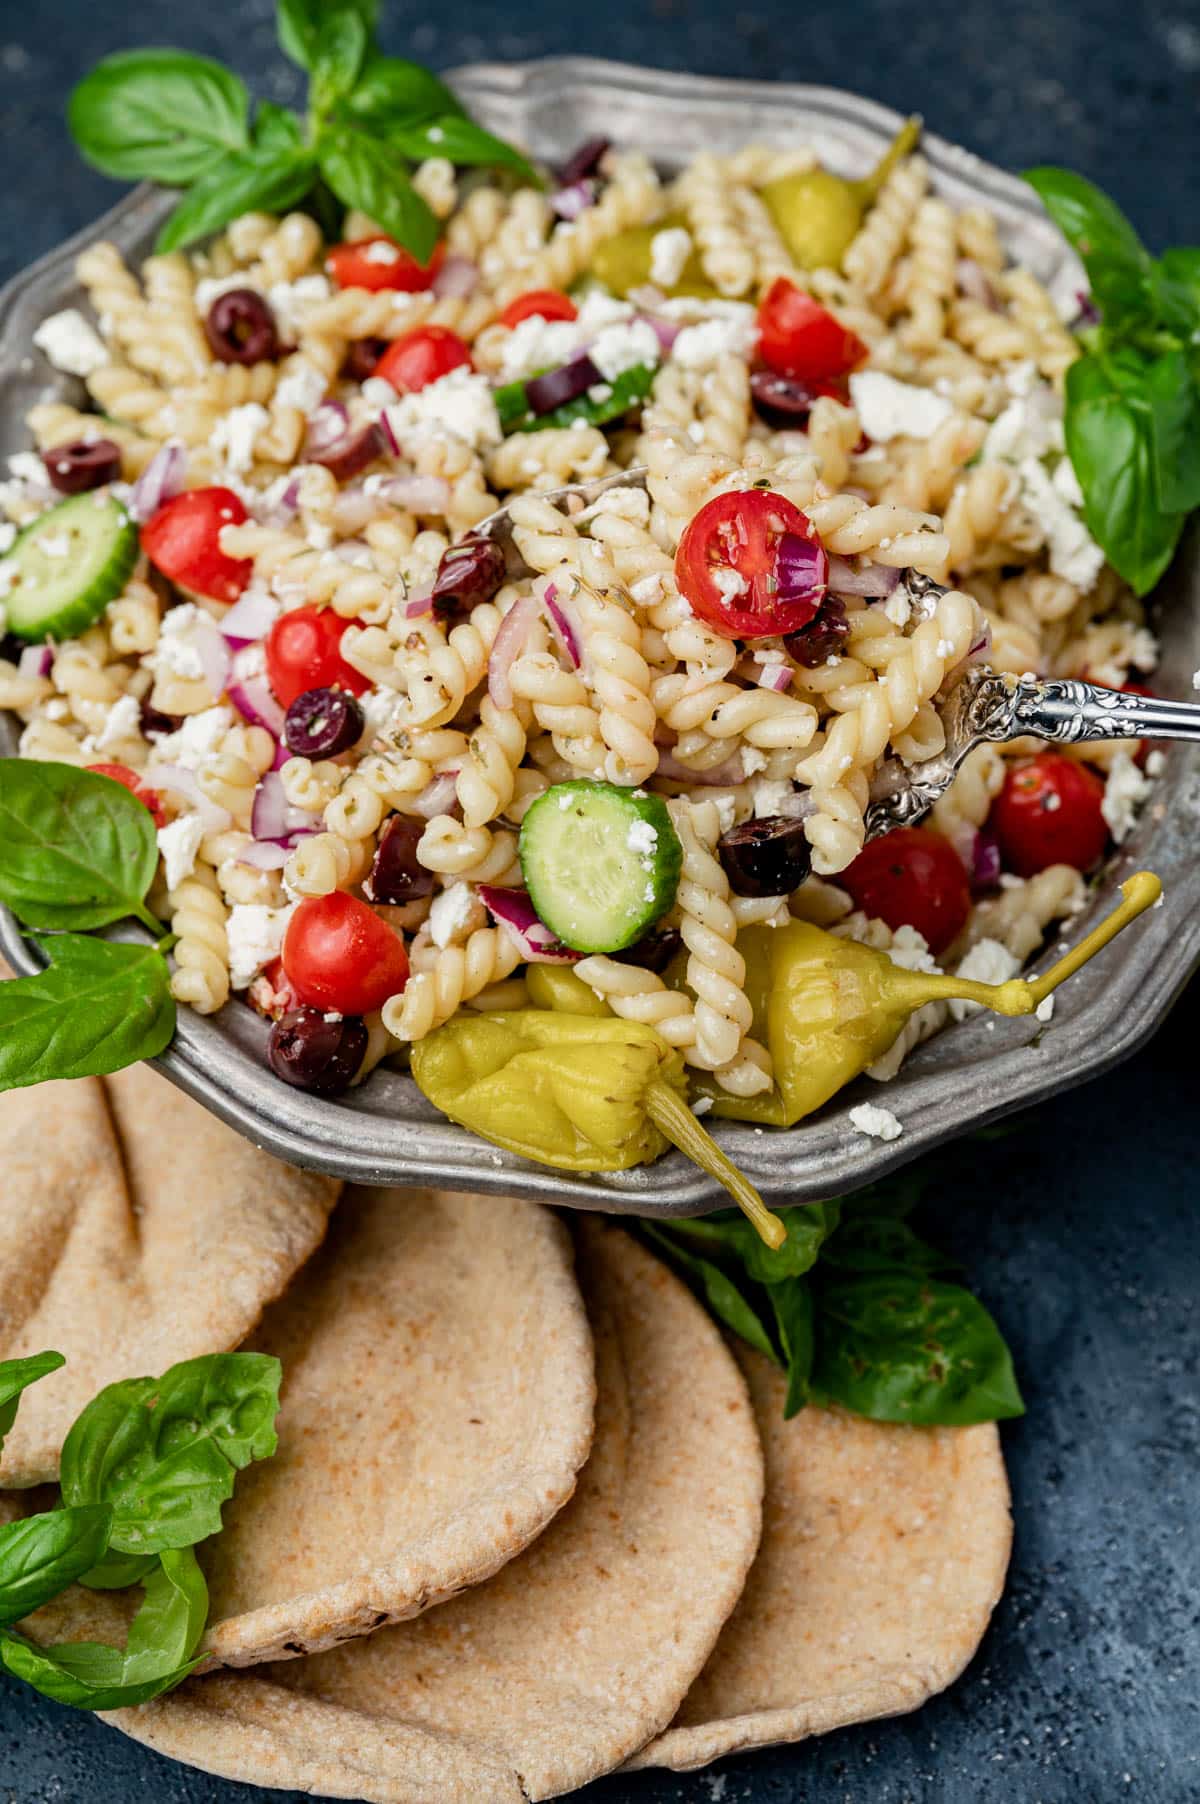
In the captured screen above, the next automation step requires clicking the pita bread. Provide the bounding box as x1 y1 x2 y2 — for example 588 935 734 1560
101 1222 764 1801
0 1062 339 1486
629 1346 1012 1770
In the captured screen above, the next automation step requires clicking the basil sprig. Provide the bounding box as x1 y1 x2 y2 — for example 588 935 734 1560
68 0 538 258
1024 167 1200 594
644 1168 1024 1427
496 362 658 435
0 1350 281 1710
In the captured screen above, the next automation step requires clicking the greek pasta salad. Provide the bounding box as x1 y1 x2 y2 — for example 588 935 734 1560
0 6 1188 1237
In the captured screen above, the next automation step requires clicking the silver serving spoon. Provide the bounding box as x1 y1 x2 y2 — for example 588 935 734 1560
476 470 1200 839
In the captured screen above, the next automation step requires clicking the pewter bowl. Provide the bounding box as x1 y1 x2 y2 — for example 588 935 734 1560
2 59 1198 1215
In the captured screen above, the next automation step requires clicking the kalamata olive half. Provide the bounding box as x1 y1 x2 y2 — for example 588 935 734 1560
204 288 281 364
783 597 849 667
41 438 121 494
430 534 507 618
342 337 390 381
267 1007 369 1094
308 422 385 482
718 815 812 897
365 816 436 904
614 928 683 974
559 136 610 185
139 700 182 740
284 686 365 757
749 369 826 425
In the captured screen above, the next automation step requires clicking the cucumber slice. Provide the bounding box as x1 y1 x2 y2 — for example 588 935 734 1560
3 493 138 641
519 781 682 954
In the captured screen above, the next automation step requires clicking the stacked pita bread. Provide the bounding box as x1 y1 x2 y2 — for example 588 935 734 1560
0 1066 1012 1799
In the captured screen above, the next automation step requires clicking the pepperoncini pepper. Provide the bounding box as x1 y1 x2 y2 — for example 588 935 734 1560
409 1009 786 1248
761 115 922 271
693 872 1163 1124
589 214 719 299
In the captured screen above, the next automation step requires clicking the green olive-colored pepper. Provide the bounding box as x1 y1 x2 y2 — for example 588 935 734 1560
410 1009 785 1246
695 872 1162 1125
590 214 720 298
525 966 610 1016
761 115 922 271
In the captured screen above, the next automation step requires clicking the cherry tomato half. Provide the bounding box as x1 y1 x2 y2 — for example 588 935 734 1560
325 236 445 293
86 761 167 828
498 288 579 329
375 325 472 394
840 827 971 956
674 490 828 639
757 278 868 383
990 752 1108 877
140 487 252 604
264 606 370 709
282 893 410 1015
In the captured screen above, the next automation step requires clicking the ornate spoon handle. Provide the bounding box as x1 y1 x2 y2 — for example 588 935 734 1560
979 672 1200 746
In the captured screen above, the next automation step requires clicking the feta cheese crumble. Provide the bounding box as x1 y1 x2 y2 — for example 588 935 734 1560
156 814 206 891
32 308 109 376
589 318 661 382
209 403 270 474
227 903 294 990
649 226 693 288
1101 751 1152 844
153 604 211 681
149 704 234 770
274 360 328 415
1035 994 1055 1023
950 937 1020 1021
848 370 954 442
848 1101 904 1142
383 368 501 451
428 881 483 948
92 692 142 752
671 309 757 370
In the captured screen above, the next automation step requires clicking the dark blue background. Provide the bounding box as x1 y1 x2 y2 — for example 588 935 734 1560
2 4 1198 1799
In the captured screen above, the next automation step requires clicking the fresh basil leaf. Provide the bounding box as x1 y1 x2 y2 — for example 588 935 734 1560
661 1202 840 1284
499 361 658 435
0 937 174 1093
766 1281 814 1419
1152 246 1200 334
387 115 538 184
0 1353 65 1458
277 0 378 70
68 49 250 184
1023 166 1149 295
0 762 159 933
0 1507 113 1628
1064 354 1185 594
80 1550 158 1592
820 1214 953 1275
310 9 369 116
155 147 318 253
812 1271 1025 1426
0 1548 206 1710
317 126 438 262
344 54 465 125
60 1353 282 1556
1139 348 1200 514
644 1227 778 1362
254 100 303 152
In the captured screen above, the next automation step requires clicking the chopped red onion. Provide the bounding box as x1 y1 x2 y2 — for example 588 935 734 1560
487 593 543 707
378 408 402 456
409 770 460 819
219 586 279 645
541 581 582 667
302 401 350 459
558 136 609 185
146 765 231 833
17 644 53 680
237 841 291 870
404 583 435 618
431 254 478 298
737 654 793 693
129 442 187 523
956 258 1000 309
187 612 232 698
774 531 828 610
478 884 580 963
635 310 682 354
526 354 603 416
970 829 1003 893
826 554 900 598
550 180 597 221
369 474 453 514
1074 289 1100 328
254 474 301 528
251 770 322 844
228 671 286 738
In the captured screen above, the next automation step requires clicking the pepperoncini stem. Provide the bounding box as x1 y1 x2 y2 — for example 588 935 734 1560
1028 871 1163 1004
645 1082 786 1249
852 115 923 203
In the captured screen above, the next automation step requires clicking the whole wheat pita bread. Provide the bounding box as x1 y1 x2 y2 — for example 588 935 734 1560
98 1221 764 1801
0 1062 339 1486
629 1345 1012 1771
4 1186 596 1667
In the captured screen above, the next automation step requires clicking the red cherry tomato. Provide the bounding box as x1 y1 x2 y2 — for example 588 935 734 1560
375 325 472 393
757 278 868 383
841 827 972 956
86 761 166 828
264 606 370 708
674 490 828 639
991 752 1108 877
141 488 252 604
282 893 410 1014
325 236 445 293
498 288 579 328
